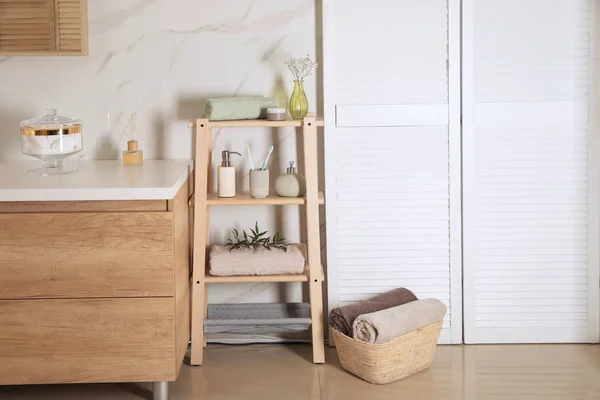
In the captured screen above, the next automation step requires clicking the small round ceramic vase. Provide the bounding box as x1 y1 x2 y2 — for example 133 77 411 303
275 161 306 197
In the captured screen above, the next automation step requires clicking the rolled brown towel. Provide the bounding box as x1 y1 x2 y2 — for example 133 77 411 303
328 288 418 336
353 298 447 344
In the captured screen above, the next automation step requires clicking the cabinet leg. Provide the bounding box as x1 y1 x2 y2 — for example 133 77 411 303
153 382 169 400
190 281 205 365
309 279 325 364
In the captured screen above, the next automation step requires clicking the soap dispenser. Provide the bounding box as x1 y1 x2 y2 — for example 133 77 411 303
218 150 241 198
275 161 306 197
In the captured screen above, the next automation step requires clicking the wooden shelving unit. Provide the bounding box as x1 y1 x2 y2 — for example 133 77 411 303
189 117 323 129
189 115 325 365
204 268 309 283
207 192 324 206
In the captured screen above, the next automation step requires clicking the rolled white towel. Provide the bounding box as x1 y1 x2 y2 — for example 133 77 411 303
352 298 447 344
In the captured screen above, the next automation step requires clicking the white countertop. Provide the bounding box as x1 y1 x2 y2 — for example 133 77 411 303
0 160 194 201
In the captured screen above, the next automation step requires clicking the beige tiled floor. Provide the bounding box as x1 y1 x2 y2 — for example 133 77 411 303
1 344 600 399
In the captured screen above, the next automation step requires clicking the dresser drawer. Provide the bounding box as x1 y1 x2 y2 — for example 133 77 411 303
0 212 174 299
0 200 167 213
0 298 176 384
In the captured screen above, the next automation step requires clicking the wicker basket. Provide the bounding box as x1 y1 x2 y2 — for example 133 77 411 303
331 320 443 384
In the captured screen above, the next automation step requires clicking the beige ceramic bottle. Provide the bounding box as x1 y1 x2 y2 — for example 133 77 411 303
274 161 306 197
218 150 241 197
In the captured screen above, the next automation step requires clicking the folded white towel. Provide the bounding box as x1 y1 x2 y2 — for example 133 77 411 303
352 298 447 344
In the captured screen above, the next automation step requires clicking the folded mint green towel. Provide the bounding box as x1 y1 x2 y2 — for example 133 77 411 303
205 97 279 121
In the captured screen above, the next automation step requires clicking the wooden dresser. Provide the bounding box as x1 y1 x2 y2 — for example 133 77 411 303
0 160 193 398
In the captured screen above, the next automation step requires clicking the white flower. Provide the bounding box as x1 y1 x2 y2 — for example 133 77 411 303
285 54 318 81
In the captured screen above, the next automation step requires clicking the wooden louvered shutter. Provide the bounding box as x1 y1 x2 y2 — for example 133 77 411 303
323 0 463 344
55 0 85 52
0 0 55 52
0 0 87 55
462 0 599 343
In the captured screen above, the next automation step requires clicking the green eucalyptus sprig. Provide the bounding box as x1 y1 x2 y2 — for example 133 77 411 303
225 222 288 253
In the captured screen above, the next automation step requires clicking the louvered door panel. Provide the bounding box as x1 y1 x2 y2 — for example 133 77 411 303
336 126 453 332
56 0 82 51
463 0 599 343
324 0 462 344
0 0 87 55
0 0 55 51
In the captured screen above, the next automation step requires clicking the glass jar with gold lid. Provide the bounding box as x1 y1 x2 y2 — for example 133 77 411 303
21 109 83 175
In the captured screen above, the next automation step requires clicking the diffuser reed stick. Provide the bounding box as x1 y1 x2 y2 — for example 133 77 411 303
118 112 144 165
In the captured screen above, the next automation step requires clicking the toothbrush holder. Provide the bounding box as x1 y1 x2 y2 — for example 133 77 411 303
250 169 270 199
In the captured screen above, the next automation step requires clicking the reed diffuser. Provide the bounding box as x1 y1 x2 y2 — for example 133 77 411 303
118 112 144 166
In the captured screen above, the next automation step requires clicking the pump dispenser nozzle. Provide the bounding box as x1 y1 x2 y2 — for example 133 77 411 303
221 150 241 167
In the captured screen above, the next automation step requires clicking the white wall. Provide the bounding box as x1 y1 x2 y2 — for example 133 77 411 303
0 0 321 320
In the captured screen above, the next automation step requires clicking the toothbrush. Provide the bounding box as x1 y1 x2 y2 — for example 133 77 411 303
247 145 255 170
260 145 274 170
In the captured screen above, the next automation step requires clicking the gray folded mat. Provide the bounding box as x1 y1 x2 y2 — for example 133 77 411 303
205 96 279 121
352 298 447 344
204 303 311 334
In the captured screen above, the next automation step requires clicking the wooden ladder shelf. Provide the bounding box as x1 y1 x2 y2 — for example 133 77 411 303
188 115 326 365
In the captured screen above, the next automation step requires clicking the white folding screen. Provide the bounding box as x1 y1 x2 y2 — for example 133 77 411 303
462 0 600 343
323 0 463 343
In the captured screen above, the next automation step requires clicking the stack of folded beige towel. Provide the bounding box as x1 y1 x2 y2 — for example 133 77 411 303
328 288 447 344
209 244 306 276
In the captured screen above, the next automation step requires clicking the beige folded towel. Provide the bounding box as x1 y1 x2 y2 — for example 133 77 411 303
328 288 418 337
209 244 306 276
352 298 447 344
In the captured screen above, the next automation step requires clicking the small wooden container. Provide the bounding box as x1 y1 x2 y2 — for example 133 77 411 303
123 140 143 166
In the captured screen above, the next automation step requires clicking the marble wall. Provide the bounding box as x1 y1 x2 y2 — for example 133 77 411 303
0 0 323 338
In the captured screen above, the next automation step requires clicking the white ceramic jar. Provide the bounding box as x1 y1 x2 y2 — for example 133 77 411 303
266 108 286 121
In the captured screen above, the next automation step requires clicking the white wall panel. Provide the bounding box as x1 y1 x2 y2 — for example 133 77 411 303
336 105 449 127
323 0 462 344
331 1 449 105
463 0 600 343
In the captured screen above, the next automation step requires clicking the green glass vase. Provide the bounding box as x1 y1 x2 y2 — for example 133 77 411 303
289 80 308 119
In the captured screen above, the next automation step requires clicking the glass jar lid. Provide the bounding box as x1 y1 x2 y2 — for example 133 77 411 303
21 109 82 136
